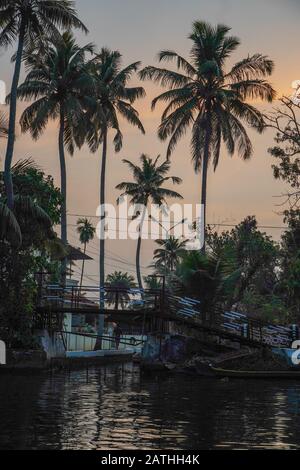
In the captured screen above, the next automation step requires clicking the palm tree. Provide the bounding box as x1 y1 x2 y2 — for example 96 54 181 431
0 0 87 210
0 114 20 244
0 195 52 247
116 154 183 290
15 32 95 280
140 21 275 252
153 236 187 274
76 218 96 289
106 271 136 310
1 158 52 246
0 202 22 246
85 49 145 335
144 275 162 290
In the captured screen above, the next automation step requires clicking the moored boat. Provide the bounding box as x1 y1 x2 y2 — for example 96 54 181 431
211 366 300 379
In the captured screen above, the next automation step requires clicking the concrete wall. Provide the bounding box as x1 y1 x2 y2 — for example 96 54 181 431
37 330 66 360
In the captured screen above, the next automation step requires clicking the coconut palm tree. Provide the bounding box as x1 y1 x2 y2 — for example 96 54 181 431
15 32 95 279
140 21 276 252
0 114 19 244
153 236 187 274
1 158 52 246
116 155 183 290
76 218 96 289
85 49 145 335
144 275 162 290
106 271 136 310
0 194 52 246
0 0 87 210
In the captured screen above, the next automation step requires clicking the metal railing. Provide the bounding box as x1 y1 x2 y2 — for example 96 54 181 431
37 284 163 313
165 294 294 348
33 282 297 348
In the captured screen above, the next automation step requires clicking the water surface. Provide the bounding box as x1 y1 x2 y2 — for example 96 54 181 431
0 363 300 450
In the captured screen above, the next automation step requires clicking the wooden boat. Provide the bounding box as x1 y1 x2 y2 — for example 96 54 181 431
211 366 300 379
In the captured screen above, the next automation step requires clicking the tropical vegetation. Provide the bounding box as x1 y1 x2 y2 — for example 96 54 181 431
140 21 275 251
0 159 62 347
116 154 183 290
84 48 145 332
76 218 96 289
0 0 87 210
15 31 95 280
1 4 300 351
106 271 136 310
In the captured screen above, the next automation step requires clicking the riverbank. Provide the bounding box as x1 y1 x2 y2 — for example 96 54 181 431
140 333 299 376
0 348 134 373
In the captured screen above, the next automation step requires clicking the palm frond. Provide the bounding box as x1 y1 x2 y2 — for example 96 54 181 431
226 54 274 82
0 202 22 246
230 79 276 102
158 50 196 77
14 195 52 229
140 66 190 89
12 158 40 175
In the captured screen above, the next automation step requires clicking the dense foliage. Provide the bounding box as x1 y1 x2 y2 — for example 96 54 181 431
0 161 62 347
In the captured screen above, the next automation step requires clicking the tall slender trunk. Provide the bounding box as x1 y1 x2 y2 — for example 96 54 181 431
80 243 87 290
97 127 108 343
136 206 147 291
201 108 212 254
4 20 26 209
59 106 68 284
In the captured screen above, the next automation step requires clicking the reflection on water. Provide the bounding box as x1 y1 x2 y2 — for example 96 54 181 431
0 363 300 449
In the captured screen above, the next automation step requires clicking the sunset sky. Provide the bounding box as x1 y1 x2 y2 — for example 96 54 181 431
0 0 299 283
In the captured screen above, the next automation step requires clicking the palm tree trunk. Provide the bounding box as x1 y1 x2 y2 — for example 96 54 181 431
4 20 26 209
59 106 68 284
201 109 212 254
97 127 108 345
80 243 86 290
136 206 147 291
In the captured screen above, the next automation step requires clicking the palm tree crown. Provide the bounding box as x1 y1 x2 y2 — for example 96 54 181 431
106 271 136 310
153 236 187 273
0 0 88 209
77 218 96 245
141 21 275 166
15 32 95 280
140 21 275 251
76 217 95 289
117 154 183 206
117 154 183 289
17 32 95 153
0 0 87 50
86 48 146 152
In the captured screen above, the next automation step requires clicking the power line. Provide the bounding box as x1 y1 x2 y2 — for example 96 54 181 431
67 229 150 270
68 213 288 230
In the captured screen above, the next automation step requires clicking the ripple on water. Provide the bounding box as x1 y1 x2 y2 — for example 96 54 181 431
1 365 300 449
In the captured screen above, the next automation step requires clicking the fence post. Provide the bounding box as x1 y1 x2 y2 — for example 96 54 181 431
291 324 299 343
241 323 249 339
